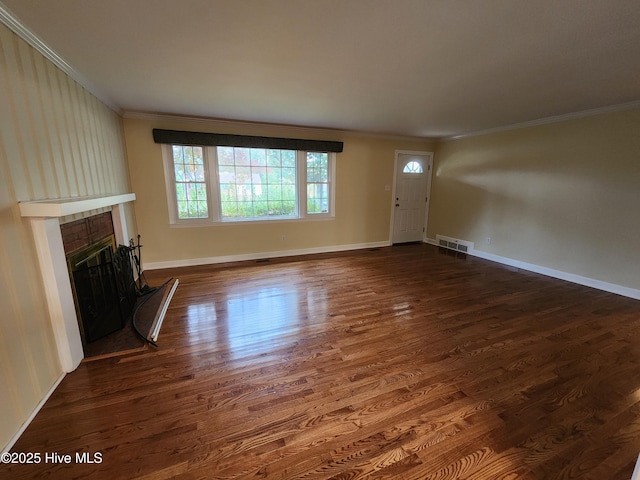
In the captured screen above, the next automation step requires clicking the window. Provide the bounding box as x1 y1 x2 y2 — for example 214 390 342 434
403 160 423 174
218 147 297 219
306 152 330 214
163 145 335 224
172 145 208 219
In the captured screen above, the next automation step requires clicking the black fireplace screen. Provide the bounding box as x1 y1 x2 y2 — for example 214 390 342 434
70 238 124 343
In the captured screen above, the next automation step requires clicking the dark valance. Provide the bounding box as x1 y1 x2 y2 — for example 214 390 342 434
152 129 343 153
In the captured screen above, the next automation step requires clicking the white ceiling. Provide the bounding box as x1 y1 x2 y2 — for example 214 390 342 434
3 0 640 138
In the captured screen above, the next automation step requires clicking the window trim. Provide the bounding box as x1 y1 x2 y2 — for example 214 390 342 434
162 144 336 225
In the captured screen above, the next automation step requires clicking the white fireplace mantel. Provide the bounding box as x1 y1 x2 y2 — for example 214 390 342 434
20 193 136 372
19 193 136 218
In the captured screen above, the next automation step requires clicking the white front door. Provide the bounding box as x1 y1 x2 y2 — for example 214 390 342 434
391 152 433 244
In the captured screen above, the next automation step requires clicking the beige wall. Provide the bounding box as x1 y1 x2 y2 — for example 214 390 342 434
124 115 433 266
429 108 640 290
0 24 134 450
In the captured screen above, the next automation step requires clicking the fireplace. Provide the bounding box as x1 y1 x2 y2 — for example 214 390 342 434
19 193 136 372
60 212 137 345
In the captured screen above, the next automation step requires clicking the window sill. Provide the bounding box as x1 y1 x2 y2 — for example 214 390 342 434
169 215 335 228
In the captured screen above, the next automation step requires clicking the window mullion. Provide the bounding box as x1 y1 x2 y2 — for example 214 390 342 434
207 146 221 222
329 152 336 216
298 151 307 218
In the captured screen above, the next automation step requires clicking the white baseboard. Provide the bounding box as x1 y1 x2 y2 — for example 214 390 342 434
144 241 391 270
2 372 65 453
426 238 640 301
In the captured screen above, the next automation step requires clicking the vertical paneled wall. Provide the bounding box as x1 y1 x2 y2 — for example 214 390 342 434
0 23 134 450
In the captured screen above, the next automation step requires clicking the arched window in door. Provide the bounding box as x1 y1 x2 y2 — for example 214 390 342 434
402 160 423 174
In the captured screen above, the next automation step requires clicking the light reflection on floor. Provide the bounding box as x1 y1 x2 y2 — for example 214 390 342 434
224 285 300 357
183 269 329 359
185 302 217 344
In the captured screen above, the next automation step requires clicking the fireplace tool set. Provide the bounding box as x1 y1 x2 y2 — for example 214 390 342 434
129 234 153 296
114 235 176 347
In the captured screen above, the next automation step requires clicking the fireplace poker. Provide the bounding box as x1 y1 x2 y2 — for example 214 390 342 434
129 235 152 295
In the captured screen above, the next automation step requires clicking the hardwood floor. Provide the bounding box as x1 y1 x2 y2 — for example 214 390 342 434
5 244 640 479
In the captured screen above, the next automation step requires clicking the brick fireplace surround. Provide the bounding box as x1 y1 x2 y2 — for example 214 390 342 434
19 193 135 372
60 211 115 255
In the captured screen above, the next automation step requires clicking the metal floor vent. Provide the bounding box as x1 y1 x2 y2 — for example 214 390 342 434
436 235 473 254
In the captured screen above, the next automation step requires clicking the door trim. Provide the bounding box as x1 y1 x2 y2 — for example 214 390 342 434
389 150 434 244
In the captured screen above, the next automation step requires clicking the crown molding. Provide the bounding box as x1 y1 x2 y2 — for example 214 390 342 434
0 1 120 112
444 100 640 141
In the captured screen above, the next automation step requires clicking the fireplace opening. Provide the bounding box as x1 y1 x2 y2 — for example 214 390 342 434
61 212 137 347
67 235 124 343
